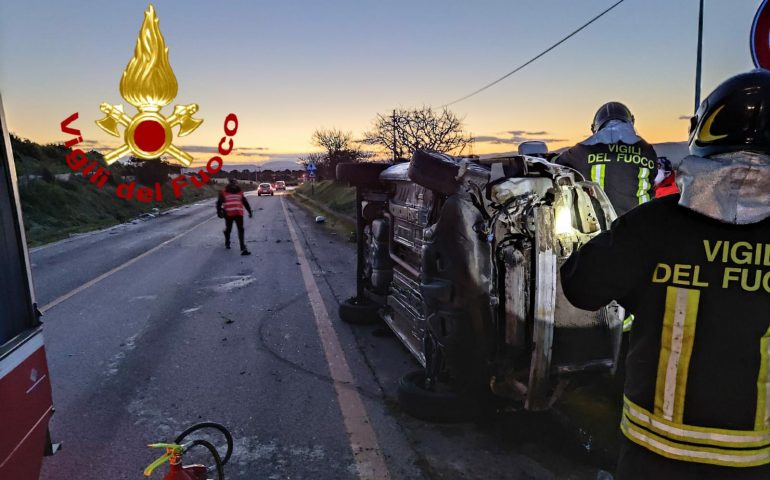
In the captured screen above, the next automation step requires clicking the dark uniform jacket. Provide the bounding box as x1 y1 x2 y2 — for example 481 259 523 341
557 134 657 217
561 193 770 468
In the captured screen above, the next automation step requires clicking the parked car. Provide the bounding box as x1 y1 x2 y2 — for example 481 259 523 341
274 181 286 191
257 182 274 196
336 151 622 421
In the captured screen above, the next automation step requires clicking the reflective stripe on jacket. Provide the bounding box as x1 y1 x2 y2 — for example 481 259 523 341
622 396 770 467
222 191 244 216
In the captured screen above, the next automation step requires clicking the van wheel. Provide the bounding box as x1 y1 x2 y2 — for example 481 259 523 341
338 296 380 325
408 150 462 196
397 371 474 423
336 162 391 188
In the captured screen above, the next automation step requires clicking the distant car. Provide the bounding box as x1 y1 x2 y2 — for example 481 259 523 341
257 182 273 196
274 181 286 191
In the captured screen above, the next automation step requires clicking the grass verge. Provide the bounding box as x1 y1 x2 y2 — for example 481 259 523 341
288 188 356 241
294 180 356 218
21 178 251 246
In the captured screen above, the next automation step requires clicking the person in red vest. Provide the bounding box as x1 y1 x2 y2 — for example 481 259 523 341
654 156 680 198
216 177 252 255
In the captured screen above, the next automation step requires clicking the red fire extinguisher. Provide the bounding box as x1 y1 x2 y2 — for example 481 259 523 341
143 422 233 480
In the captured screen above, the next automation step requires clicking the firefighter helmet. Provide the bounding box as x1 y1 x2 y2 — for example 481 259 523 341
591 101 634 133
689 69 770 158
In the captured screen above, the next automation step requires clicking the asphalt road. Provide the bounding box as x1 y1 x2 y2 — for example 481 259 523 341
34 191 607 480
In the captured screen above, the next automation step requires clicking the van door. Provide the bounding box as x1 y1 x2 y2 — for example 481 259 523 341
0 93 54 480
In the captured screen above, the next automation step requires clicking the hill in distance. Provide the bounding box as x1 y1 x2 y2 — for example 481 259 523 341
214 161 303 172
652 141 689 162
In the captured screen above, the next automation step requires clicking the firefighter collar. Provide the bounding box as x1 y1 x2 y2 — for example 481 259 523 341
677 151 770 225
580 120 641 146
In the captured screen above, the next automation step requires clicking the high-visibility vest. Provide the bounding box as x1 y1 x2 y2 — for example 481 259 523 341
222 191 244 216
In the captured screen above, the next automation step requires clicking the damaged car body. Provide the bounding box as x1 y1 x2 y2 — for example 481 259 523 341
337 150 623 420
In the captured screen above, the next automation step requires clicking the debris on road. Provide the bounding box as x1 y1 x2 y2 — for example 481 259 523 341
211 275 256 293
315 215 326 223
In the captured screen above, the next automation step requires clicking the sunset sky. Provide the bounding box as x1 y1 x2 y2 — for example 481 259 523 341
0 0 762 167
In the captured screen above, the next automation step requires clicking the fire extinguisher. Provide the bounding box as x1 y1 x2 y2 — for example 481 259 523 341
143 422 233 480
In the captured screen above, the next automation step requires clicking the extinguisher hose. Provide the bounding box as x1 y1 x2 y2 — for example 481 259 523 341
174 421 234 475
187 439 224 480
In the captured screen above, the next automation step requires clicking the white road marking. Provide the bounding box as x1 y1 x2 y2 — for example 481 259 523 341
281 198 391 480
40 216 215 313
131 295 158 302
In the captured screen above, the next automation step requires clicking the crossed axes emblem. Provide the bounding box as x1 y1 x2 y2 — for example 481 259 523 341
96 103 202 165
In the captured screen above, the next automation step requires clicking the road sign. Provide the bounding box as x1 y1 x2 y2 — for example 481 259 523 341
306 162 316 173
752 0 770 69
308 171 316 178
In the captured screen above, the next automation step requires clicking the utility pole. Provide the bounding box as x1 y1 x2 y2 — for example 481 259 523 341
694 0 704 113
392 109 397 162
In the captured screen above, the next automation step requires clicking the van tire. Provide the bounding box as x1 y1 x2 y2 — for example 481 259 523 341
397 371 475 423
339 296 380 325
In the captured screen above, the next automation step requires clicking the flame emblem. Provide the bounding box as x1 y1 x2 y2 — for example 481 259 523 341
96 4 202 165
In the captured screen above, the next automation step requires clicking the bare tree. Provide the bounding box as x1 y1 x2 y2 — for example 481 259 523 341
306 128 367 180
297 152 325 169
312 128 354 156
362 107 472 159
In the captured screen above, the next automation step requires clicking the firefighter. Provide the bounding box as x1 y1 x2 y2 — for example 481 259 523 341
216 177 252 255
556 102 658 216
560 71 770 479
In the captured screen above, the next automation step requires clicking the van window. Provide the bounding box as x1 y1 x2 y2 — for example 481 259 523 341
0 116 37 346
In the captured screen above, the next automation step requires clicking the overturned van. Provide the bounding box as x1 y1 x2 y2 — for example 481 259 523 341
337 150 623 421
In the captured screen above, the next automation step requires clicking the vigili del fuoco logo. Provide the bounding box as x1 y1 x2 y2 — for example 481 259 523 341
59 4 239 202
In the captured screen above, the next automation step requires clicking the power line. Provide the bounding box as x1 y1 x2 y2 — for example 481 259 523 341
441 0 627 107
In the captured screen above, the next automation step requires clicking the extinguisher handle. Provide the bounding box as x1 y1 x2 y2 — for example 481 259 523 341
143 443 183 477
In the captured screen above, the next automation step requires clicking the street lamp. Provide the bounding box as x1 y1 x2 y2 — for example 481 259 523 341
694 0 704 113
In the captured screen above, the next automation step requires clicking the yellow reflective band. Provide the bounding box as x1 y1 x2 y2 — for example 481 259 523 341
636 167 650 204
625 396 770 448
591 164 605 189
623 314 634 333
654 286 700 423
756 325 770 430
622 415 770 467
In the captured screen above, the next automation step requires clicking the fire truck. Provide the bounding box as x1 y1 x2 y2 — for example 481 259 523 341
0 94 56 479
